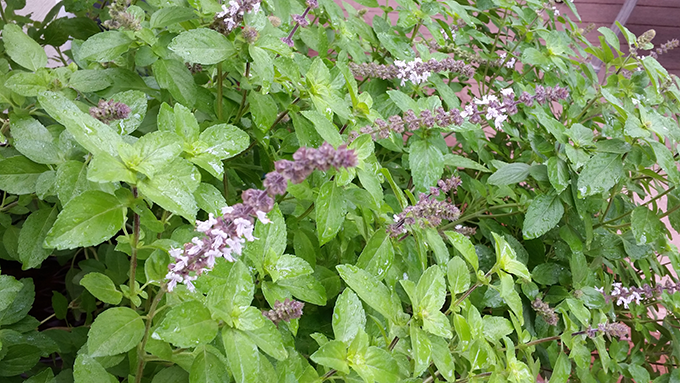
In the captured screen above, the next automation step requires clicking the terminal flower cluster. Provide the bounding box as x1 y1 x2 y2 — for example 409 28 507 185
263 299 305 325
211 0 261 34
596 281 680 309
349 57 474 86
166 143 357 291
585 322 629 339
89 99 131 124
388 176 463 237
102 0 141 31
356 85 569 139
532 297 558 325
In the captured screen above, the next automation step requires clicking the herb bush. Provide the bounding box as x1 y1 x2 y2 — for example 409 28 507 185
0 0 680 381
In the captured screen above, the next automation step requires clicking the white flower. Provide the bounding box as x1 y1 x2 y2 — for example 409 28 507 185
205 249 221 269
166 272 183 291
169 247 183 259
186 238 204 256
183 275 197 292
256 210 271 224
501 88 514 97
221 205 234 215
494 114 508 129
475 95 498 105
234 218 256 241
505 57 516 68
461 104 475 118
196 214 217 233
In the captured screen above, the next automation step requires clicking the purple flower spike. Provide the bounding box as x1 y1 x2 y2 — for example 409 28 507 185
263 298 305 325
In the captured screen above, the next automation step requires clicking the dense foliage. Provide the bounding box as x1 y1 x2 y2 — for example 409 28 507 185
0 0 679 381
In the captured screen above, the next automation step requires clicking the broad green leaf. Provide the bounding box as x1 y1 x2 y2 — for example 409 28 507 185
548 352 571 383
0 342 41 377
627 364 650 383
170 28 233 65
443 154 490 172
190 346 229 383
172 103 200 143
79 272 123 305
443 231 478 271
0 156 49 195
138 158 199 221
547 157 569 193
56 160 110 204
631 206 665 245
24 368 56 383
494 233 531 280
430 335 455 382
5 72 48 96
576 153 623 197
243 205 285 273
119 131 183 178
38 91 124 157
150 6 198 29
194 183 227 216
416 265 446 315
153 59 197 107
249 92 277 134
87 307 145 357
410 324 432 377
87 152 137 184
487 163 531 186
355 229 394 280
499 273 523 322
9 116 62 165
276 275 327 305
249 45 274 93
0 275 23 313
425 227 449 265
363 346 400 383
482 316 513 342
423 310 453 339
109 90 147 134
73 354 117 383
332 288 366 343
301 110 343 147
409 138 444 191
151 366 189 383
310 340 349 374
3 24 47 71
649 141 680 186
79 31 132 62
194 123 249 160
523 194 564 239
265 253 313 283
447 256 470 295
45 191 127 250
245 319 288 360
336 264 404 324
387 89 418 113
154 301 218 348
316 181 347 245
0 278 34 325
69 69 112 92
206 260 253 323
222 328 260 383
18 207 57 269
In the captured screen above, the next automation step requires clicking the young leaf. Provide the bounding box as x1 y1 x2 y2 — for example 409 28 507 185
153 300 218 348
18 207 58 269
332 288 366 343
355 229 395 280
45 191 127 250
316 181 347 246
310 340 349 374
79 272 123 305
118 131 183 178
447 256 470 295
443 231 479 271
244 319 288 361
137 158 199 221
3 24 48 71
409 138 444 192
523 193 564 239
206 260 254 324
222 328 260 383
87 307 145 357
411 324 432 377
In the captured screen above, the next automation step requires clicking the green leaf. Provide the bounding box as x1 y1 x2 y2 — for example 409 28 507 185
5 72 48 96
487 163 531 186
119 131 183 178
276 275 327 305
0 278 34 325
56 160 109 204
38 91 124 157
523 193 564 239
243 205 285 273
87 307 145 357
546 157 569 193
548 352 571 383
0 156 49 195
73 354 117 383
222 328 260 383
79 31 132 62
362 346 400 383
154 301 218 348
3 24 47 71
9 116 62 165
301 110 343 147
194 183 227 216
355 229 394 280
410 324 432 377
109 90 147 135
409 138 444 192
443 231 478 271
482 316 513 342
79 272 123 305
494 233 531 280
310 340 349 374
498 273 523 322
265 253 313 282
18 207 57 269
631 206 665 245
171 103 200 142
169 28 233 65
430 335 455 382
416 265 446 315
87 152 137 184
387 89 418 113
150 6 198 29
245 319 288 361
190 346 229 383
649 141 680 186
153 59 197 107
443 154 490 172
576 153 623 197
138 158 199 221
248 92 277 134
249 45 274 93
0 275 23 313
206 261 254 325
447 256 470 295
194 123 249 160
151 366 189 383
336 264 404 324
627 364 650 383
316 181 347 245
45 191 127 250
69 69 112 92
332 288 366 343
24 368 56 383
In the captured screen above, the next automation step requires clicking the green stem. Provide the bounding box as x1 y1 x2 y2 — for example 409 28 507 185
296 203 315 221
0 2 7 23
234 62 250 122
129 187 141 310
481 8 508 95
217 61 224 121
573 92 600 123
135 286 167 383
408 21 421 45
595 186 676 228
